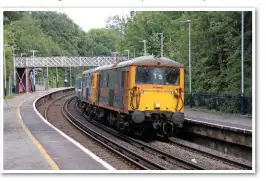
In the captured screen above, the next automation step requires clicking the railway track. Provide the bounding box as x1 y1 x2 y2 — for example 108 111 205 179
43 93 142 170
68 97 207 170
43 93 252 170
63 97 165 170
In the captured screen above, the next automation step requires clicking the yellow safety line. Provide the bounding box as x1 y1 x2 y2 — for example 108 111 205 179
16 101 60 170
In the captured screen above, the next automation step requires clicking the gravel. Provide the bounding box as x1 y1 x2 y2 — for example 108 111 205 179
169 137 252 167
148 140 240 170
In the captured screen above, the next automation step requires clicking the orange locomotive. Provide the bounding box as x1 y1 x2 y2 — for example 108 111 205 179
78 56 185 137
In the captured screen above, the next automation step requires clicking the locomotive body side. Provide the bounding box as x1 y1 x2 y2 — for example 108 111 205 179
97 67 127 112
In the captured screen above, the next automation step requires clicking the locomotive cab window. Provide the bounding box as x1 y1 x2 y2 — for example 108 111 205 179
135 66 180 85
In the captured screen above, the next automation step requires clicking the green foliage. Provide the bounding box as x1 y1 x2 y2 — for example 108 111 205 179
116 11 252 93
87 28 121 55
7 14 63 56
31 11 83 56
4 11 26 25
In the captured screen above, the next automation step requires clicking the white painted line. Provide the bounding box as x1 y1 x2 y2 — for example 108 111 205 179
186 118 252 133
33 90 116 170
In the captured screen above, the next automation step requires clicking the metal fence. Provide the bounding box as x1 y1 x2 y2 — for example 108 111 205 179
184 92 252 115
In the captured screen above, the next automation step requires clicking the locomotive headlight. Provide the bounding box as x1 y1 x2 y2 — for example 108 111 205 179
155 103 160 108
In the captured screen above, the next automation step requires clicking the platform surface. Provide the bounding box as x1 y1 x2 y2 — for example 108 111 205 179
3 88 111 171
185 107 252 131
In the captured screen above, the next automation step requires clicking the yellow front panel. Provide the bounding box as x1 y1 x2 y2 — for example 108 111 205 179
127 66 185 113
140 90 175 111
137 87 184 113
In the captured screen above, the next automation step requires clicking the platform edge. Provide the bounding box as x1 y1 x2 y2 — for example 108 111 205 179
32 91 116 171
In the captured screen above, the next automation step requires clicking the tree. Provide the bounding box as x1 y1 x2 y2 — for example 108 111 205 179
105 15 127 34
87 28 121 56
7 14 63 56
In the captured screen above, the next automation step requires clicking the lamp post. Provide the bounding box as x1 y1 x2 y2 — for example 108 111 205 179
139 40 146 56
181 19 192 108
3 45 8 96
29 50 38 57
12 47 20 94
241 11 245 115
124 50 130 60
156 33 164 57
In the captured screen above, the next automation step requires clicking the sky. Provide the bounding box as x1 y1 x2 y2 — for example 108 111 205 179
58 8 130 31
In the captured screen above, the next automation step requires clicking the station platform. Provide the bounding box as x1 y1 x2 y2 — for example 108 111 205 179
184 107 252 131
3 88 114 171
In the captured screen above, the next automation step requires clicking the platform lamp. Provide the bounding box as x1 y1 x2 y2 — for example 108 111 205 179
180 19 192 108
139 40 147 56
12 46 20 94
241 11 245 115
124 50 130 60
155 33 164 57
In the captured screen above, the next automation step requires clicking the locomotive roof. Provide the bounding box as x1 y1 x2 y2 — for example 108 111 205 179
115 56 184 68
82 56 184 74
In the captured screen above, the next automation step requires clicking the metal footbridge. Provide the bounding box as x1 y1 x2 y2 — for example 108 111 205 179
15 56 127 68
